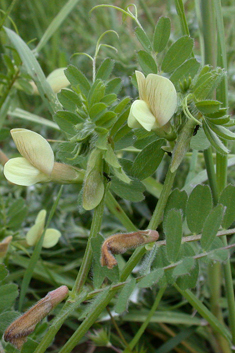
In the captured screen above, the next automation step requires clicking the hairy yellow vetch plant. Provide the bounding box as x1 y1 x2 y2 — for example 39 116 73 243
128 71 177 132
3 129 84 186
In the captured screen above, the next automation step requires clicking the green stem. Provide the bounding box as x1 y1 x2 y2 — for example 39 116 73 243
174 0 190 36
222 235 235 349
185 149 198 185
203 147 218 204
214 0 235 347
58 291 116 353
123 286 166 352
174 284 232 344
71 187 107 296
120 168 176 283
196 2 231 351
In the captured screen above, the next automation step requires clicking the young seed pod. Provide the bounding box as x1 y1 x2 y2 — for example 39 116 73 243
100 229 159 269
4 286 68 349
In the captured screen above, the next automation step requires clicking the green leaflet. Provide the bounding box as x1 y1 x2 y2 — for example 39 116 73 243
135 27 152 52
176 243 199 290
137 50 158 75
131 139 165 180
65 65 90 96
195 100 221 114
96 58 115 81
186 184 213 234
137 268 164 288
172 257 195 278
162 36 194 73
170 58 200 87
207 120 235 140
190 127 210 151
57 89 81 111
165 189 188 218
115 278 136 314
153 16 171 53
203 120 229 155
0 284 18 312
219 185 235 229
110 177 145 202
200 204 224 251
163 209 183 262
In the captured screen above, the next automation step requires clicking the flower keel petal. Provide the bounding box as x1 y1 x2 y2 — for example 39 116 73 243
4 157 51 186
128 100 158 131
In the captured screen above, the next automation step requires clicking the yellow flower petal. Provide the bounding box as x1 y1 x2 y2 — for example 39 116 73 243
46 68 70 93
10 129 54 175
135 71 147 101
145 74 177 127
43 229 61 248
35 210 47 227
127 100 158 131
3 157 51 186
26 223 42 246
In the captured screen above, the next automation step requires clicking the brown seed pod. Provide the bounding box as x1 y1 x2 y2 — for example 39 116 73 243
4 286 68 349
100 229 159 269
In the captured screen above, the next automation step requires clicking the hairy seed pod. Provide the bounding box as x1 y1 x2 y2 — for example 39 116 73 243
4 286 68 349
101 229 159 269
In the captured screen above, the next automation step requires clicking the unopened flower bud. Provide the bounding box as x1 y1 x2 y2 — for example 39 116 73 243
101 229 159 269
4 286 68 349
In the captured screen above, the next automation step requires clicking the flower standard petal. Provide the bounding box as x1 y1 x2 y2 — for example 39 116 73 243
35 210 47 227
26 210 47 246
145 74 177 127
46 68 70 93
135 71 147 101
10 129 54 175
43 229 61 248
26 223 42 246
3 157 51 186
128 100 158 131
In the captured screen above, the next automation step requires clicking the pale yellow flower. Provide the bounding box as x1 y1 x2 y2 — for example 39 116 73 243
128 71 177 132
31 68 70 94
26 210 61 248
3 128 84 186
